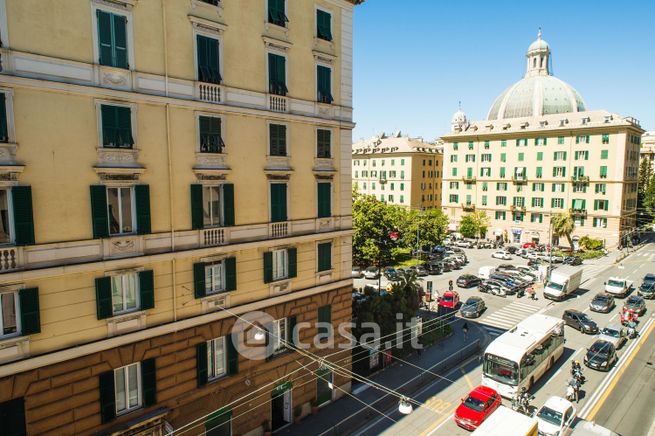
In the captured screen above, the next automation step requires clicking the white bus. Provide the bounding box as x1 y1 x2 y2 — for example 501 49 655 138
481 314 565 398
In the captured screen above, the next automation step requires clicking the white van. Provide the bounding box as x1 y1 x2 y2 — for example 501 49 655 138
478 266 496 280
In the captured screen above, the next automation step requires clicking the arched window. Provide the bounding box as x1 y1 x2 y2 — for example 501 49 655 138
533 57 537 68
540 56 544 67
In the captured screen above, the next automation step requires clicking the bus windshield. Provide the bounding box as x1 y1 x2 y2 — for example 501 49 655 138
483 354 518 385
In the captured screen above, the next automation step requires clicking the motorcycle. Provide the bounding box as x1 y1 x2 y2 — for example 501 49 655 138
627 321 638 339
511 389 532 416
570 365 585 385
566 379 579 403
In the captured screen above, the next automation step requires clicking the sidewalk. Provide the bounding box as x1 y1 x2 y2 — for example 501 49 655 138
280 319 486 436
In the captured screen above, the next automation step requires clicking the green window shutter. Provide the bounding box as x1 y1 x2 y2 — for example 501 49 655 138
600 166 607 177
113 14 128 69
317 66 333 103
263 252 273 283
196 342 208 387
11 186 35 246
581 200 586 209
0 94 8 142
268 0 288 26
139 270 154 311
270 183 287 222
318 242 331 272
268 53 287 95
317 183 331 218
537 152 543 161
206 409 232 434
141 358 157 407
117 106 133 146
193 262 206 299
225 257 237 292
197 35 221 84
226 333 238 375
287 247 297 278
222 183 235 226
135 185 151 235
594 200 598 210
563 152 567 160
95 276 113 320
101 105 116 147
19 287 40 335
318 304 331 336
500 167 505 178
467 167 473 177
601 150 608 159
317 10 332 41
90 185 109 239
536 167 542 178
97 10 113 66
99 371 116 423
190 184 204 230
288 315 297 346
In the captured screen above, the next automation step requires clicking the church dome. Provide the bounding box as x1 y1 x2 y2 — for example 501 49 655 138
487 31 586 120
451 109 467 125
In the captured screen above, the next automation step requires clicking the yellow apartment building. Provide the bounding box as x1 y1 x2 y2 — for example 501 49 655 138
0 0 360 434
352 133 443 209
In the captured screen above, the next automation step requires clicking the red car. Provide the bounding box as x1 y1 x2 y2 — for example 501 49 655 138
439 290 460 309
454 386 502 430
522 242 537 249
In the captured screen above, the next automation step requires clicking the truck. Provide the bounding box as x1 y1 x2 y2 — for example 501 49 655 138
604 277 633 298
472 406 537 436
478 265 496 280
544 266 583 301
570 419 620 435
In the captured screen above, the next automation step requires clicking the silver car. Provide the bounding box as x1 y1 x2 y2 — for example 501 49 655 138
352 266 364 278
598 324 627 349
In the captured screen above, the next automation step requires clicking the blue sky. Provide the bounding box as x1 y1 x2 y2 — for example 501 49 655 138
352 0 655 142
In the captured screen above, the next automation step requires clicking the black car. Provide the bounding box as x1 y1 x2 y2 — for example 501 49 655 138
639 273 655 299
460 297 486 318
505 245 519 254
584 340 618 371
495 264 517 272
563 309 598 334
624 295 646 316
457 274 481 288
563 256 583 266
439 261 453 273
424 262 442 275
589 293 615 313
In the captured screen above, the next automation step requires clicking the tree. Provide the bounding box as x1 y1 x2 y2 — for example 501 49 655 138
389 269 423 315
352 193 403 266
400 208 448 250
474 211 489 238
551 212 575 249
644 173 655 220
459 214 478 238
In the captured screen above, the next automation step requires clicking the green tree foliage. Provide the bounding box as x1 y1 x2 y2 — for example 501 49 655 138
644 174 655 221
579 235 604 251
352 193 404 266
474 211 489 238
459 214 478 238
400 208 448 250
552 212 575 249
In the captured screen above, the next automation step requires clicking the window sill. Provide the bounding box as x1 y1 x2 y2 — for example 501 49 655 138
97 147 141 168
107 310 147 337
201 292 231 314
102 234 144 259
269 279 291 296
97 64 133 90
190 0 224 18
0 142 18 164
0 335 30 364
316 269 334 285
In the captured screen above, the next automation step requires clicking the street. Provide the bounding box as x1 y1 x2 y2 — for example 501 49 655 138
349 243 655 435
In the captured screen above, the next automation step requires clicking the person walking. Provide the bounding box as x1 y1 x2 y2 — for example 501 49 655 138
462 322 469 340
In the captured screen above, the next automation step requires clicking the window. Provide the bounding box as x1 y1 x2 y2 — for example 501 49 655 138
553 151 567 161
481 195 487 206
388 194 393 202
114 363 142 415
452 168 458 177
575 135 590 144
496 196 507 206
199 116 225 153
573 184 587 193
108 187 134 235
518 153 524 162
535 137 547 146
532 182 544 192
401 159 405 165
534 167 541 179
495 211 506 220
0 399 26 436
400 183 404 190
197 35 222 84
269 124 287 156
399 195 404 203
575 150 588 160
513 197 525 207
450 155 458 163
513 212 524 222
267 0 288 27
390 183 394 191
449 194 458 203
500 167 506 178
594 200 609 211
316 9 332 41
573 166 585 178
557 136 565 145
531 213 543 223
318 304 331 338
552 183 565 193
496 182 508 191
500 153 506 162
207 337 227 379
551 198 564 208
449 181 459 189
481 153 492 162
553 167 566 177
270 183 287 222
572 199 586 210
111 273 139 314
480 167 491 177
317 183 331 218
501 140 507 147
317 242 331 272
601 150 608 160
0 93 8 143
466 167 473 178
317 65 333 103
600 166 608 178
465 154 476 162
536 152 543 161
0 291 19 337
532 197 543 208
602 134 610 144
482 182 488 191
593 217 608 228
272 318 288 353
484 140 490 149
101 105 133 148
468 141 474 150
96 10 128 69
516 138 528 146
204 261 226 294
453 142 459 150
268 53 287 96
272 249 288 281
595 183 606 194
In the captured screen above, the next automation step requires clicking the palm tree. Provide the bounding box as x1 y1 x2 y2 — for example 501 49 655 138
390 269 422 313
551 212 575 250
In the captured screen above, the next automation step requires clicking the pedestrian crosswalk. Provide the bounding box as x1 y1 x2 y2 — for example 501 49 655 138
480 301 541 336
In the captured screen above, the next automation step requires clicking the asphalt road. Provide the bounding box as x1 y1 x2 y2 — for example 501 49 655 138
350 243 655 436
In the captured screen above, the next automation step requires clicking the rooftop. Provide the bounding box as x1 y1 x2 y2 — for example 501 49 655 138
352 132 443 155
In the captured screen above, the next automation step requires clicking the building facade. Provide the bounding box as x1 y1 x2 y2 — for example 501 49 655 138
642 131 655 172
352 133 443 209
0 0 359 435
441 33 643 248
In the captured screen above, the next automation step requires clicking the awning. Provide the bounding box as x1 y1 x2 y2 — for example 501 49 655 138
512 228 522 234
272 381 293 397
494 229 503 236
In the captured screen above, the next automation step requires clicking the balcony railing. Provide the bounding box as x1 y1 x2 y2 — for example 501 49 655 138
202 228 227 246
197 82 222 103
268 95 288 113
569 208 588 218
511 176 528 184
0 246 20 272
571 175 590 184
510 204 526 212
461 203 475 212
461 176 476 184
269 222 289 238
379 177 387 184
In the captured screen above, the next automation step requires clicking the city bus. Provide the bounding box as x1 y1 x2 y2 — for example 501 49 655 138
481 314 565 398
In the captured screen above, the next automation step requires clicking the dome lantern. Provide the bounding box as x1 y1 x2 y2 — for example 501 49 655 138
526 28 550 78
451 101 468 132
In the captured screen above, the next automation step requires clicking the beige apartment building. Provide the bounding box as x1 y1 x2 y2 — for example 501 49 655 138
0 0 360 435
352 133 443 209
642 131 655 172
441 33 643 248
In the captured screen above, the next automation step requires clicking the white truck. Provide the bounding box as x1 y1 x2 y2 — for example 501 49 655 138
544 266 583 301
570 420 620 435
472 406 537 436
478 265 496 280
604 277 633 298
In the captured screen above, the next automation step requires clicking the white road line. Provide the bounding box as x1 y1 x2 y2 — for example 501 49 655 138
484 314 523 323
609 313 618 322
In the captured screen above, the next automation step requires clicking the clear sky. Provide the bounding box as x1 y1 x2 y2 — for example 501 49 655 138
352 0 655 142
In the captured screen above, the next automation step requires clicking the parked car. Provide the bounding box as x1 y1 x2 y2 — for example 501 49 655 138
445 258 462 270
363 267 379 280
623 295 646 316
351 266 364 278
589 293 615 313
384 267 398 279
522 242 537 249
638 273 655 299
455 239 474 248
454 386 502 431
563 256 583 266
536 396 577 436
439 290 460 309
563 309 598 334
424 262 443 275
584 340 618 371
457 274 481 288
479 279 516 296
598 324 627 350
415 265 429 277
460 297 486 318
439 260 453 273
491 250 512 260
495 264 516 272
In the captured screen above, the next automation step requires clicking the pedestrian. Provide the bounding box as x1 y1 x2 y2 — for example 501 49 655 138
462 322 469 340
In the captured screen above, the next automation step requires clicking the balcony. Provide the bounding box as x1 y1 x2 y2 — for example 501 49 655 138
571 175 590 185
201 227 228 246
569 208 588 218
269 222 289 238
379 177 388 184
0 246 21 272
511 176 528 185
461 176 476 184
196 82 222 103
268 95 288 113
510 205 526 213
461 203 475 212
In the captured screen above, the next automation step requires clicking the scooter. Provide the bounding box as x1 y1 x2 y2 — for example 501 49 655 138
627 322 638 339
566 379 579 403
570 366 585 385
511 389 532 416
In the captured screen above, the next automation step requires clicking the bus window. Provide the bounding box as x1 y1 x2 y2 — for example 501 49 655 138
484 354 519 385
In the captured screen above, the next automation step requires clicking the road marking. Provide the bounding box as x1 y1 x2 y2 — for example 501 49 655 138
609 313 618 322
551 347 584 379
423 410 456 436
460 367 474 390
